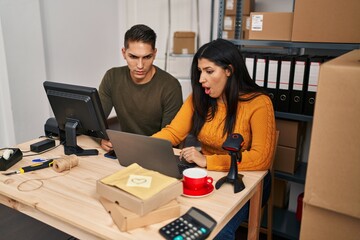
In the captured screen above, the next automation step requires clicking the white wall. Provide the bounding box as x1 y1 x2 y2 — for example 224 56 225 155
0 16 16 146
0 0 48 145
0 0 215 146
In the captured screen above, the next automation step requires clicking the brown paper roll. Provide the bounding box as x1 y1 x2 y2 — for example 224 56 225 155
52 155 79 173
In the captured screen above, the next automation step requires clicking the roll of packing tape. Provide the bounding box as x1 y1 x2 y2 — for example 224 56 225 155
52 155 79 173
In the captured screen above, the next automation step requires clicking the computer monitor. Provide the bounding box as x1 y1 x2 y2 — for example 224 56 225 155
43 81 109 156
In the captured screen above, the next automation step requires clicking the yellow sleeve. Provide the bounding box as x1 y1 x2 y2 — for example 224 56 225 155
152 95 194 146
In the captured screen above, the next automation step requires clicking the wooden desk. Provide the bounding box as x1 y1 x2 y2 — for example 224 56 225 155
0 136 266 240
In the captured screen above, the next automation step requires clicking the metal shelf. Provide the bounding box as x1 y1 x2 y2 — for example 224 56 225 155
275 112 313 122
229 39 360 51
275 162 307 185
169 53 194 57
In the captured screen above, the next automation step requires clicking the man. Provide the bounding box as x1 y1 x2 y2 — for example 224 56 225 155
99 24 183 151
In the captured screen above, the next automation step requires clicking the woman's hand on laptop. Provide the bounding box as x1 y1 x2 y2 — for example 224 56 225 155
180 146 207 168
101 139 113 151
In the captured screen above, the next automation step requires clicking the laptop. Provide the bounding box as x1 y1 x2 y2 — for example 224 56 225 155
106 129 196 179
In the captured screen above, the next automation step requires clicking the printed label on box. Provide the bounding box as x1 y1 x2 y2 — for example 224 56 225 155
224 16 234 30
226 0 235 10
251 15 263 31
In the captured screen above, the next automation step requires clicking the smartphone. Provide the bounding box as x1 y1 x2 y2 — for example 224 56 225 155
104 150 117 159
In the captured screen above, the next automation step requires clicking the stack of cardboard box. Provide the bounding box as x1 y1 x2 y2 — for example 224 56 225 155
222 0 253 40
300 50 360 239
272 119 306 210
96 172 182 231
274 119 306 175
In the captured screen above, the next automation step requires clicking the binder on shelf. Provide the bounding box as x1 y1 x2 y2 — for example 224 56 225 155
243 53 256 79
276 55 294 113
267 54 281 110
254 54 267 89
303 56 324 116
289 55 309 114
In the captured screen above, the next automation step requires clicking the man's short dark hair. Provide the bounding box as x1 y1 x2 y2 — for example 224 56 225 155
124 24 157 50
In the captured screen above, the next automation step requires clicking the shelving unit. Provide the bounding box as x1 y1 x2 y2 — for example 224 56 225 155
217 0 359 239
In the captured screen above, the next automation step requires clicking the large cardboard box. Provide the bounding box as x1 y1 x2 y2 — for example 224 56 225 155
300 50 360 238
273 145 301 174
173 32 195 54
276 119 306 148
304 50 360 217
300 203 360 240
249 12 293 41
100 197 180 231
96 179 182 216
291 0 360 43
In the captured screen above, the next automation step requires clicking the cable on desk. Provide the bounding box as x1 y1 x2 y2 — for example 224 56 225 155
16 155 78 192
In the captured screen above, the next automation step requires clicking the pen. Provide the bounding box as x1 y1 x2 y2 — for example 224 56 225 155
2 159 55 176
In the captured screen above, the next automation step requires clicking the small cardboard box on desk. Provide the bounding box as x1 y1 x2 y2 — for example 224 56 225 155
96 163 182 231
300 50 360 240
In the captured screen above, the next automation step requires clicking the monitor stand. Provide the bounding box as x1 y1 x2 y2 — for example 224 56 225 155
63 120 98 156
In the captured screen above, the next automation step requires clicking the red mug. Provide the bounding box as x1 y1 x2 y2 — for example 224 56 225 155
183 168 213 191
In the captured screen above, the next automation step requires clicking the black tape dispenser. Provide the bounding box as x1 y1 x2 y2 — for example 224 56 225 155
0 148 23 171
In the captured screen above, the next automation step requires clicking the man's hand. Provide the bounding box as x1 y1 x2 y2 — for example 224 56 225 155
101 139 113 151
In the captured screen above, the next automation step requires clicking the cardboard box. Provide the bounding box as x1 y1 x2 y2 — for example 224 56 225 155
241 15 250 40
173 32 195 54
249 12 293 41
222 30 235 40
224 0 254 15
303 50 360 218
100 197 180 231
273 179 289 208
242 31 249 40
300 203 360 240
292 0 360 43
273 145 301 174
225 0 255 16
223 15 236 30
225 0 237 15
242 0 254 15
96 179 182 216
276 119 306 148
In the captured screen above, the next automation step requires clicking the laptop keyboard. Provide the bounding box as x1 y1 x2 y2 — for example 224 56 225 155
176 156 197 173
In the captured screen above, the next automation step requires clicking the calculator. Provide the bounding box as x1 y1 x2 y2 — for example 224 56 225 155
159 207 217 240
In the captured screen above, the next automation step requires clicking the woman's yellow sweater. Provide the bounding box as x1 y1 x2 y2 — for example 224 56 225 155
153 94 276 171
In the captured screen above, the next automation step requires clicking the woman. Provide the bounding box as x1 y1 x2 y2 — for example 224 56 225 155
153 38 275 239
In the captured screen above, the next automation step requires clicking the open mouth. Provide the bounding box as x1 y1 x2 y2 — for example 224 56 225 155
205 87 211 95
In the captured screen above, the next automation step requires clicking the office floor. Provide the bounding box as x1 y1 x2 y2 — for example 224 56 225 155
0 204 76 240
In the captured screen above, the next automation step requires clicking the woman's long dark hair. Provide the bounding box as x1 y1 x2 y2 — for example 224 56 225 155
190 38 266 137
